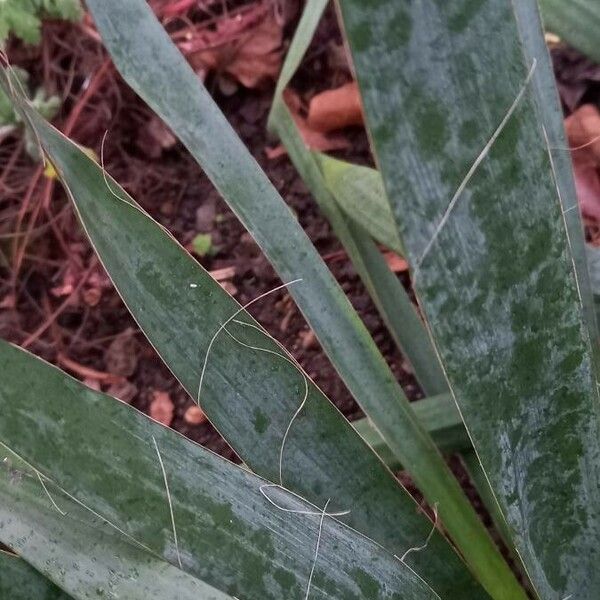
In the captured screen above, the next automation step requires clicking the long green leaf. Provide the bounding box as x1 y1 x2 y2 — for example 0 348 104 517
0 550 71 600
273 101 448 396
81 4 459 508
539 0 600 63
0 72 488 598
460 453 515 555
513 0 600 369
341 0 600 597
0 339 438 600
312 153 446 394
316 154 403 255
0 450 230 600
353 393 470 470
266 3 522 597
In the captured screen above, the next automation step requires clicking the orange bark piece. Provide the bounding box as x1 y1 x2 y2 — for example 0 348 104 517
307 81 364 133
184 405 207 425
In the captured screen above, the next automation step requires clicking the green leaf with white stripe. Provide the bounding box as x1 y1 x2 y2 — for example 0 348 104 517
0 339 438 600
340 0 600 597
0 450 231 600
0 550 71 600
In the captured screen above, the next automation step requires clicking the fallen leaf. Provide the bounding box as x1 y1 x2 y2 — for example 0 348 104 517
383 251 409 273
307 81 363 133
184 404 206 425
58 353 125 384
565 104 600 222
183 3 282 89
266 89 350 158
209 265 236 281
150 390 174 426
104 328 138 377
83 377 101 391
299 329 318 350
219 280 238 296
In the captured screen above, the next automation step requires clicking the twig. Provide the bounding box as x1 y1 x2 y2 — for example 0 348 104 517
21 260 97 348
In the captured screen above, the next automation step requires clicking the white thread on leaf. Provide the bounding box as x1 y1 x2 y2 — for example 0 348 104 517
196 278 302 407
100 131 128 203
415 59 537 271
260 485 348 600
397 503 438 563
152 435 182 569
36 471 67 516
305 498 330 600
259 484 349 517
0 440 154 555
223 321 309 486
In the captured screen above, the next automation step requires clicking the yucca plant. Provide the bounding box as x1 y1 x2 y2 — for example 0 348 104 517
1 0 599 598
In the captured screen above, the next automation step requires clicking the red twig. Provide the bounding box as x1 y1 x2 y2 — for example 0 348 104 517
57 352 125 384
21 259 96 349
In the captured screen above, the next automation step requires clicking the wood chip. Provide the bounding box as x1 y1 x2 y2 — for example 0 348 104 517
307 81 364 132
184 405 206 425
150 390 174 426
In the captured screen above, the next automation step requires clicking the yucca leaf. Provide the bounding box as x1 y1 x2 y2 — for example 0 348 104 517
0 449 230 600
271 101 448 397
265 3 523 596
353 393 470 470
0 70 488 598
0 339 438 600
0 550 72 600
315 154 403 256
341 0 600 597
539 0 600 63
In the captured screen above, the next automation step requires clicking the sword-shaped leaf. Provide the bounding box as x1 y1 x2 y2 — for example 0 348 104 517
0 550 72 600
340 0 600 597
0 339 438 600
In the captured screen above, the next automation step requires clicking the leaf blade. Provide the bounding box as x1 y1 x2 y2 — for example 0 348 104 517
0 338 438 600
340 0 600 597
